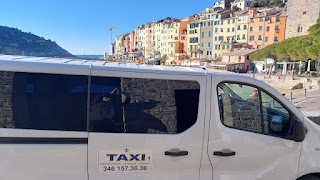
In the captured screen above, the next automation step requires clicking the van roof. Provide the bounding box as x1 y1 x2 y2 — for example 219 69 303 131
0 54 233 76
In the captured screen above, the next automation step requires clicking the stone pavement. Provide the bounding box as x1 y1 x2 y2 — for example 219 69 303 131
292 90 320 117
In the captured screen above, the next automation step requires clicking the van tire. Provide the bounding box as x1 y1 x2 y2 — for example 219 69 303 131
299 175 320 180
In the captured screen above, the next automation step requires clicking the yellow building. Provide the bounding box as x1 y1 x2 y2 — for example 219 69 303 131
219 13 237 55
235 10 249 46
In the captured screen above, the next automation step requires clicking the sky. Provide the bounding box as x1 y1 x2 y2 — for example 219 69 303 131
0 0 216 55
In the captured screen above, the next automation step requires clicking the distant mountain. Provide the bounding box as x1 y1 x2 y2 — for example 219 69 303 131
0 25 73 57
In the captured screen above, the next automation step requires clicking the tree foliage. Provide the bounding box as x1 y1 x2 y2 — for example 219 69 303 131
250 0 284 8
250 19 320 61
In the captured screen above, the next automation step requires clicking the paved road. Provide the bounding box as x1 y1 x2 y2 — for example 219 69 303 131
294 91 320 117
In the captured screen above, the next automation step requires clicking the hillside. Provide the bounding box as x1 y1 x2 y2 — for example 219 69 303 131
250 18 320 62
0 26 73 57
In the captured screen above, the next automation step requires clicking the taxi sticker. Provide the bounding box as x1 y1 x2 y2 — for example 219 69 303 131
98 148 153 174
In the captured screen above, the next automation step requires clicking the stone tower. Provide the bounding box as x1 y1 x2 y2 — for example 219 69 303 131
285 0 320 39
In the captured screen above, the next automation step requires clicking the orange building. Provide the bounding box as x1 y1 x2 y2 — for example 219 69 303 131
175 19 189 60
248 8 286 49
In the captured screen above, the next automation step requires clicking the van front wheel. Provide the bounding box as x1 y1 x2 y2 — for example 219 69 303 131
298 175 320 180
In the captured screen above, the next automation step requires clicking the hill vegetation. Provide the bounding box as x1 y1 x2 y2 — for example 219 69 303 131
0 25 73 57
250 18 320 62
250 0 286 8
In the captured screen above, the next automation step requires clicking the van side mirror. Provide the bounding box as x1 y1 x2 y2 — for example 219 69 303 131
293 121 306 142
270 115 284 132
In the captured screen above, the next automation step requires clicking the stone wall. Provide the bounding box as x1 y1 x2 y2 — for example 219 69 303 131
121 78 200 134
285 0 320 39
0 71 14 128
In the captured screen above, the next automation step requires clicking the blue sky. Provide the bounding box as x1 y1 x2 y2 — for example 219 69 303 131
0 0 216 55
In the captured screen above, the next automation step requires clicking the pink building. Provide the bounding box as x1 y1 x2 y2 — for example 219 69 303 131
213 49 256 72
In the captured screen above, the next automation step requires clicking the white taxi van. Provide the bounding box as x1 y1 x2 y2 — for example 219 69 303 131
0 54 319 180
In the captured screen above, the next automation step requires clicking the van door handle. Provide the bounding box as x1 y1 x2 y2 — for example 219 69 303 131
214 149 236 157
165 148 188 157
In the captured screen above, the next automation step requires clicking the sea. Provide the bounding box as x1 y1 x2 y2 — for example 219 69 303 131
75 55 104 59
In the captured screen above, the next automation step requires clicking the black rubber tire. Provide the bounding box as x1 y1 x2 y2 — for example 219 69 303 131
299 175 320 180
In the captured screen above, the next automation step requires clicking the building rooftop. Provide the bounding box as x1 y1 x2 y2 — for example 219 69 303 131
222 49 257 56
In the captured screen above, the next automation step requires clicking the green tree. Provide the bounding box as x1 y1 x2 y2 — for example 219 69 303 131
232 5 241 12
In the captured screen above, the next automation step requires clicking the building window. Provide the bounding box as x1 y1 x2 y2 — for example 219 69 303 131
238 56 241 63
221 20 224 25
276 17 280 22
221 28 223 32
250 27 253 32
297 25 303 33
244 25 247 30
181 36 186 40
216 14 219 18
228 20 230 24
227 28 230 32
215 28 218 32
232 19 235 23
258 35 262 40
201 43 204 47
275 25 279 31
237 25 241 30
208 42 211 47
209 31 212 37
232 27 235 32
227 44 230 49
266 26 270 32
250 18 254 23
274 37 279 42
242 34 246 40
237 35 240 40
215 36 218 41
259 26 262 31
260 17 263 22
202 32 205 38
265 37 269 42
222 45 225 50
249 36 254 41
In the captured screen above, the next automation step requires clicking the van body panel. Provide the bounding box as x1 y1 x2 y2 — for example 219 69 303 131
200 74 213 180
0 130 88 180
298 118 320 178
209 74 302 180
88 70 206 180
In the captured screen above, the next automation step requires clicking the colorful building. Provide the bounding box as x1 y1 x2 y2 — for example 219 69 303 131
248 8 286 49
175 18 189 60
199 8 217 60
234 10 249 46
187 14 201 59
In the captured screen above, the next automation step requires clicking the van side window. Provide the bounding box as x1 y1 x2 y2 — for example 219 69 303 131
261 91 291 136
218 83 263 133
89 77 200 134
218 82 292 137
0 71 88 131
